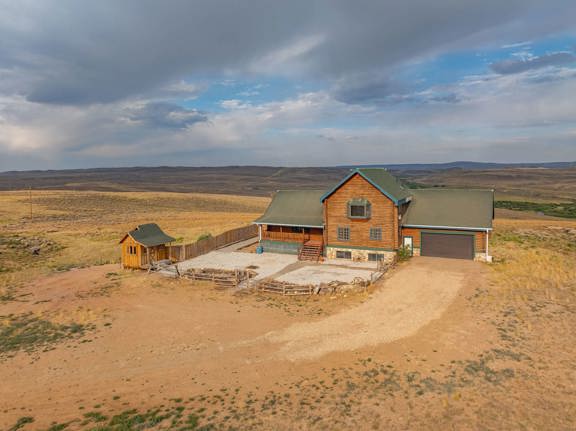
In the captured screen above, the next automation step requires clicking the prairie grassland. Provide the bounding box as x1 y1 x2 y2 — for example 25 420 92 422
1 190 576 430
408 167 576 202
0 190 268 295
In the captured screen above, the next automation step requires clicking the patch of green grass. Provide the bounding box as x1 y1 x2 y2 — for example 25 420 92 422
8 416 34 431
82 411 108 424
196 233 213 241
0 312 95 358
495 200 576 218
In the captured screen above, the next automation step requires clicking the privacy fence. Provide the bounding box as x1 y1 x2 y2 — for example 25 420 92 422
167 224 258 262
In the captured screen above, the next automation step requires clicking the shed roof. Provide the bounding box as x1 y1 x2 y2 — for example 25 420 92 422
321 168 411 204
402 189 494 230
254 190 324 228
121 223 176 247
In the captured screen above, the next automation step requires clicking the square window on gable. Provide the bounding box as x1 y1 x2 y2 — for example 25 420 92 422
347 199 371 219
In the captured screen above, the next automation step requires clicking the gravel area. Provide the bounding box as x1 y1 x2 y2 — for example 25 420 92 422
276 265 374 284
264 257 477 361
176 250 298 280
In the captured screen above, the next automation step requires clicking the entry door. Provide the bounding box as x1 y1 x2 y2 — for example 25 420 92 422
403 236 413 255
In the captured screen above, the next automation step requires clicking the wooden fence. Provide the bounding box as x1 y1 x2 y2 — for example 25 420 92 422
168 224 258 262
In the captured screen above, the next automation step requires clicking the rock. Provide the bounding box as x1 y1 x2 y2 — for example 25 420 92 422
30 246 41 255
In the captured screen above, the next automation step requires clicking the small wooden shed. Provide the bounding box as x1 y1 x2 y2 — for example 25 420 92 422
119 223 176 269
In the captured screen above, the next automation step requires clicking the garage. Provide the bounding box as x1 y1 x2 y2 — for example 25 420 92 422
420 232 474 260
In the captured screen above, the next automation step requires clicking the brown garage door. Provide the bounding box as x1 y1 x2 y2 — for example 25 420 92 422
420 233 474 259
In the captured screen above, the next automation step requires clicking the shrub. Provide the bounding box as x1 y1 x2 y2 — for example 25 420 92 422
197 233 213 241
397 246 412 262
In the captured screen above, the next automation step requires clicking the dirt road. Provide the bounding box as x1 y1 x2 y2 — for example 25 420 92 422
262 257 473 360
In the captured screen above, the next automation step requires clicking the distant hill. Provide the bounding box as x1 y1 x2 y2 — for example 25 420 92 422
0 162 574 198
342 161 576 170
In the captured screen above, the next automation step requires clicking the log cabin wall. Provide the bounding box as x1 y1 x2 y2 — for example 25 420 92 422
324 173 399 250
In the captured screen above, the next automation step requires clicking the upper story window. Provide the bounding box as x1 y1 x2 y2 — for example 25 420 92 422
347 198 371 219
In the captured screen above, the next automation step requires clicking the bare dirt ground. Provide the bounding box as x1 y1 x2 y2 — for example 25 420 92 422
1 258 484 430
1 190 575 430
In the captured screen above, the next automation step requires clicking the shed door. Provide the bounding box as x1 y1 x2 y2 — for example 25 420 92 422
420 233 474 260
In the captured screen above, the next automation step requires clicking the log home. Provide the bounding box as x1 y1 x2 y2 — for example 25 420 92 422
254 168 493 262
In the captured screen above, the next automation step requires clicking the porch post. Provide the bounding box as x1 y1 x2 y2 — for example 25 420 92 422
258 224 262 242
485 230 489 261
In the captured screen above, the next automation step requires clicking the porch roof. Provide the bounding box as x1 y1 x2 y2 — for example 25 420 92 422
254 190 325 228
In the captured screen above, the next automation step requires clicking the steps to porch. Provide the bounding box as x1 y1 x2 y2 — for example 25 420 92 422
298 240 323 262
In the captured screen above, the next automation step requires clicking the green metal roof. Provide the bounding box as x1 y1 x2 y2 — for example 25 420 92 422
402 189 494 230
321 168 411 204
126 223 175 247
254 190 325 227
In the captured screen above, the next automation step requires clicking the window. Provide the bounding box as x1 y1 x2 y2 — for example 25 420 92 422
369 227 382 241
347 199 371 219
368 253 384 262
350 205 366 217
336 250 352 259
291 226 302 233
337 226 350 241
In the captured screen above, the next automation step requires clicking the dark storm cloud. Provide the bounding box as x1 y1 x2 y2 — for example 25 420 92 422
2 0 576 106
491 52 576 74
0 0 315 105
332 74 464 106
332 74 409 104
125 102 208 129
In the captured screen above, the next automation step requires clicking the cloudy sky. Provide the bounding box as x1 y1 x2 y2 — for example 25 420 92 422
1 0 576 170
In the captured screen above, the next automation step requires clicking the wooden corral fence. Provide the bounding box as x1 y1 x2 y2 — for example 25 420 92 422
257 279 315 296
257 273 385 296
181 268 255 289
168 224 257 262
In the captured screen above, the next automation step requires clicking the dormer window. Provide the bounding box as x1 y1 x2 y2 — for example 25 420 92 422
348 198 371 219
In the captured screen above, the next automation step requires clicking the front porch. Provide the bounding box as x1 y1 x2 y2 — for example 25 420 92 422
260 225 323 243
258 225 324 261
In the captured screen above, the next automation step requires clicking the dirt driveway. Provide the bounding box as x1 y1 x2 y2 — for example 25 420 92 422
261 256 476 360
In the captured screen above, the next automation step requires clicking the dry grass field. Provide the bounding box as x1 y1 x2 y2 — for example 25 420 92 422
1 189 575 430
404 167 576 202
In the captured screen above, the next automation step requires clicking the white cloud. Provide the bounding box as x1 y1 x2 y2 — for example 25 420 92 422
1 1 576 169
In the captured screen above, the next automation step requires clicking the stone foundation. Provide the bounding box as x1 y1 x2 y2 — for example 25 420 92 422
326 246 396 263
474 253 492 263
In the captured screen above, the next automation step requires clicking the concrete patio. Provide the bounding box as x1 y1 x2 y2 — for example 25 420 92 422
174 249 379 284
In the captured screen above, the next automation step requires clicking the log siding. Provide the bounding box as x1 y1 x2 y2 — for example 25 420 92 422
324 173 400 250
